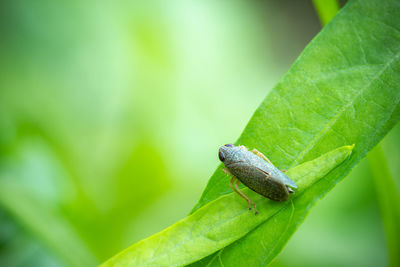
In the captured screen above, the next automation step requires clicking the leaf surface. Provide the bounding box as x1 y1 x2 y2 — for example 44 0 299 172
102 0 400 265
101 146 352 267
189 0 400 265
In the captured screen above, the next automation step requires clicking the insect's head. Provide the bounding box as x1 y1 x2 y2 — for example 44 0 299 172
218 144 236 162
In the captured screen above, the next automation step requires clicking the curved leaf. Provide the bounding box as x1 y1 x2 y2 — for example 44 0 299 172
189 0 400 265
102 0 400 265
101 146 353 267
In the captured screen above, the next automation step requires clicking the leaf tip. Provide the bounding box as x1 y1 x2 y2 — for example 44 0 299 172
342 144 355 159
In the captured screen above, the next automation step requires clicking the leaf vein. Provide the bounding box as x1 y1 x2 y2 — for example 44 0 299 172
290 50 400 167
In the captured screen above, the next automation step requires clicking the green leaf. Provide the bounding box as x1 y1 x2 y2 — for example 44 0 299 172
367 144 400 267
0 181 97 267
102 0 400 265
187 0 400 265
0 140 98 267
192 0 400 212
101 146 353 267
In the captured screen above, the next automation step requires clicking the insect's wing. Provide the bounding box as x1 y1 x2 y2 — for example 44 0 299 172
253 166 290 201
254 156 297 190
264 175 290 201
254 158 298 190
280 173 297 189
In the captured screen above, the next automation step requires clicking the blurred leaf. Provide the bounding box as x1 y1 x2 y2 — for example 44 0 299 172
0 0 173 262
0 183 97 267
0 210 64 267
101 146 353 266
368 144 400 267
187 0 400 265
1 0 280 264
0 140 98 267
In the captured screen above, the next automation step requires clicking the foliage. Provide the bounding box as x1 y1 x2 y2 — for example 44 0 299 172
102 146 353 266
105 0 400 265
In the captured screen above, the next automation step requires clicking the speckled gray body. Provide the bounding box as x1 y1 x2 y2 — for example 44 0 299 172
219 145 297 201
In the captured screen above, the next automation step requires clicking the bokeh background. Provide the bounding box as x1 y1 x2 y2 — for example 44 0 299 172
0 0 398 266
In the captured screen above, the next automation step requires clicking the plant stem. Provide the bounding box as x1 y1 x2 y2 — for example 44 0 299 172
367 144 400 267
312 0 340 26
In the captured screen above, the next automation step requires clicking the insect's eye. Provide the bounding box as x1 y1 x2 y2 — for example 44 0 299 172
218 151 225 162
224 144 234 147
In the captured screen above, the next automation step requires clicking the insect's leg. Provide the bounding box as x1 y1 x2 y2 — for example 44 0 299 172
223 168 232 175
229 177 251 210
251 148 274 166
229 177 252 210
281 170 287 173
229 176 236 191
235 180 258 215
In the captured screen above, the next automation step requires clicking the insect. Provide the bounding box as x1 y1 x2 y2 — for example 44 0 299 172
218 144 297 214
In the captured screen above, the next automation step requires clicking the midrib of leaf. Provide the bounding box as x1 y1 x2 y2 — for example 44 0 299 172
217 252 224 267
205 199 298 267
290 50 400 167
206 197 294 266
261 200 295 261
207 198 295 267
